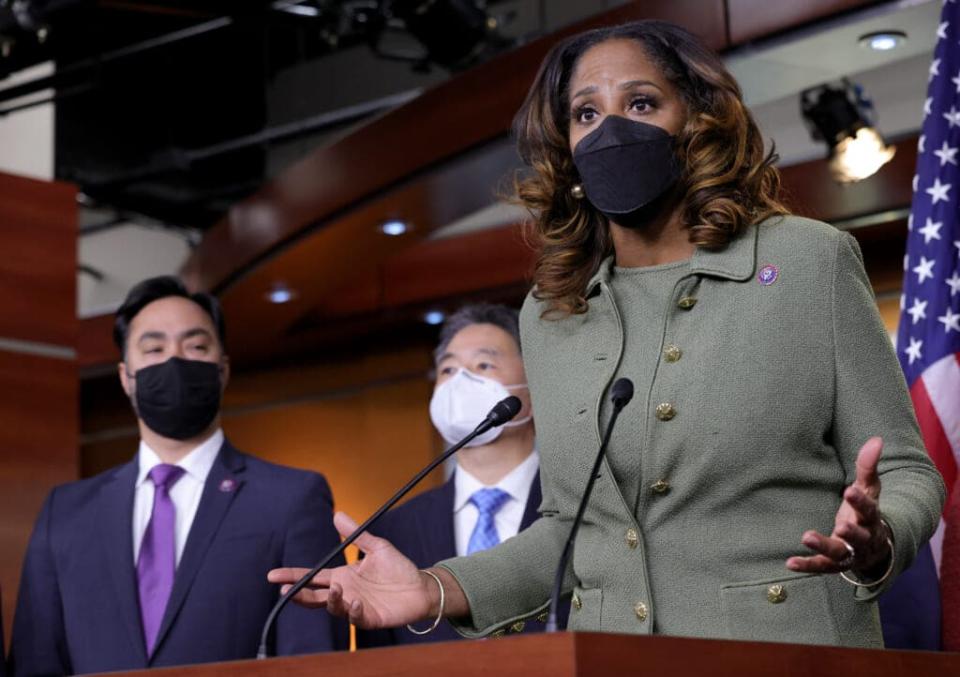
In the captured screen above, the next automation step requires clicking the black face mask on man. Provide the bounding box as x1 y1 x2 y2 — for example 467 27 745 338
572 115 682 226
130 357 222 441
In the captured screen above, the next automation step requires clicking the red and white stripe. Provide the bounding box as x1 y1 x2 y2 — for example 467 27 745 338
911 351 960 515
910 351 960 650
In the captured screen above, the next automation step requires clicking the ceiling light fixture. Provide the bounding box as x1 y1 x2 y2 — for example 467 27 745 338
380 219 409 236
800 79 896 183
267 283 296 304
423 310 445 325
858 30 906 52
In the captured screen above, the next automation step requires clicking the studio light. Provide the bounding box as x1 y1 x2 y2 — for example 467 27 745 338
800 79 896 183
388 0 493 68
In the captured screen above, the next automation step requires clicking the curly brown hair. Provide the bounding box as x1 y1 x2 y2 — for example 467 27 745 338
513 20 788 316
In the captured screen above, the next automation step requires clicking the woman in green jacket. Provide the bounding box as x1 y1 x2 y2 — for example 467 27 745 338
270 20 945 647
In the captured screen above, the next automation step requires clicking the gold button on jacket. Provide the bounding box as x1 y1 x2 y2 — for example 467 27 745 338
625 528 639 549
572 594 582 611
664 344 682 362
655 402 676 421
677 296 697 309
767 585 787 604
634 602 648 622
651 479 670 494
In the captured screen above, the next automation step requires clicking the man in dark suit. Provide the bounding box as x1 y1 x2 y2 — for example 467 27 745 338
10 277 347 676
357 303 566 647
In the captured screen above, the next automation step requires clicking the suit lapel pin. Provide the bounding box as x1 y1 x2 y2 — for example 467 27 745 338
758 264 779 286
219 478 237 493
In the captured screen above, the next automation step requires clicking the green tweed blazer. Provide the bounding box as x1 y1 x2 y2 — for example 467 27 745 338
439 215 945 647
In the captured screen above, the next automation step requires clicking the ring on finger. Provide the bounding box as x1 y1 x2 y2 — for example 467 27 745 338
837 540 855 570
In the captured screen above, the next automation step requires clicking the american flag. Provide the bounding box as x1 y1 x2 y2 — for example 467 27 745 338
885 0 960 651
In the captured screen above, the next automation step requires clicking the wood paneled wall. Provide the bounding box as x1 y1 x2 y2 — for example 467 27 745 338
0 171 78 647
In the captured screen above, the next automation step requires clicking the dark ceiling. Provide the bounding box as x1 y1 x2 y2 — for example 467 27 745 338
0 0 589 230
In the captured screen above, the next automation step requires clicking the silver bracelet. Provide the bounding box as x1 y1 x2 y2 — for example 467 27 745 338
406 570 445 636
840 521 896 588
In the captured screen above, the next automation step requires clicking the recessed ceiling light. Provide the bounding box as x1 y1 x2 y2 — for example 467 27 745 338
423 310 445 325
380 219 409 236
859 31 906 52
267 283 296 304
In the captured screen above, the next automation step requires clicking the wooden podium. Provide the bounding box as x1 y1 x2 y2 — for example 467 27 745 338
98 632 960 677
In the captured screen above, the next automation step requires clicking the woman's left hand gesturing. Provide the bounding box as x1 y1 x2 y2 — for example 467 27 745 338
787 436 892 575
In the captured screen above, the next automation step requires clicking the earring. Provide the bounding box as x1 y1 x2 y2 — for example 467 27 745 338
570 183 585 200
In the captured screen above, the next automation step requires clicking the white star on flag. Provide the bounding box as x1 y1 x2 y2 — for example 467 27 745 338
931 57 942 79
937 307 960 332
926 177 952 203
946 270 960 296
939 21 950 40
934 139 959 165
919 134 927 153
914 173 920 191
920 218 944 243
925 96 933 116
944 105 960 127
904 337 923 365
909 213 914 231
913 256 936 283
953 69 960 92
907 298 929 324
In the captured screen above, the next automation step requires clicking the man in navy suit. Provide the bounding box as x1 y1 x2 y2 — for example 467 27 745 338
10 277 348 676
356 303 566 647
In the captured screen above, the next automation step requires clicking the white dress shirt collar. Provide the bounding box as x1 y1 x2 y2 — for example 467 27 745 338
453 449 540 513
136 428 224 487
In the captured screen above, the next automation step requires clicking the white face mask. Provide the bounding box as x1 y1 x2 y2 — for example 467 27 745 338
429 368 531 447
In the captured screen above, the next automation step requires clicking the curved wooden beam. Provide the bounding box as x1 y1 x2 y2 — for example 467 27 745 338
181 0 728 295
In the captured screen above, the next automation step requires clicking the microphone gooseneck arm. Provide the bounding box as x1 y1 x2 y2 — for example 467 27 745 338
256 395 522 659
545 378 633 633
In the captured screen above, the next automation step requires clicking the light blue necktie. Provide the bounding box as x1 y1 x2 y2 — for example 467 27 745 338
467 488 511 555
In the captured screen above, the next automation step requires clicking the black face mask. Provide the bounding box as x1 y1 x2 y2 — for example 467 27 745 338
132 357 222 441
572 115 682 224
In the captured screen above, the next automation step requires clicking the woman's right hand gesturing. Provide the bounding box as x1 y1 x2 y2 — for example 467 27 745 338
268 511 467 629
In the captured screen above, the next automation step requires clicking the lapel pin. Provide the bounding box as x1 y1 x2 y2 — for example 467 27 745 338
219 478 237 493
758 264 779 286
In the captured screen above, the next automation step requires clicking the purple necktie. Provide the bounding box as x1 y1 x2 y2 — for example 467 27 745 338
137 464 185 656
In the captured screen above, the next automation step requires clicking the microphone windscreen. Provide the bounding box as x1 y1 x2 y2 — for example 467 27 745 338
611 378 634 406
488 396 522 426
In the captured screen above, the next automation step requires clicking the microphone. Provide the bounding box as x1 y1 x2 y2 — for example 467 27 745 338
544 377 633 632
257 395 523 658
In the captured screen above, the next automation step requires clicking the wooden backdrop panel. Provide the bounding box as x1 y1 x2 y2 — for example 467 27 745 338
0 171 78 647
726 0 881 45
0 172 77 347
0 351 78 646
